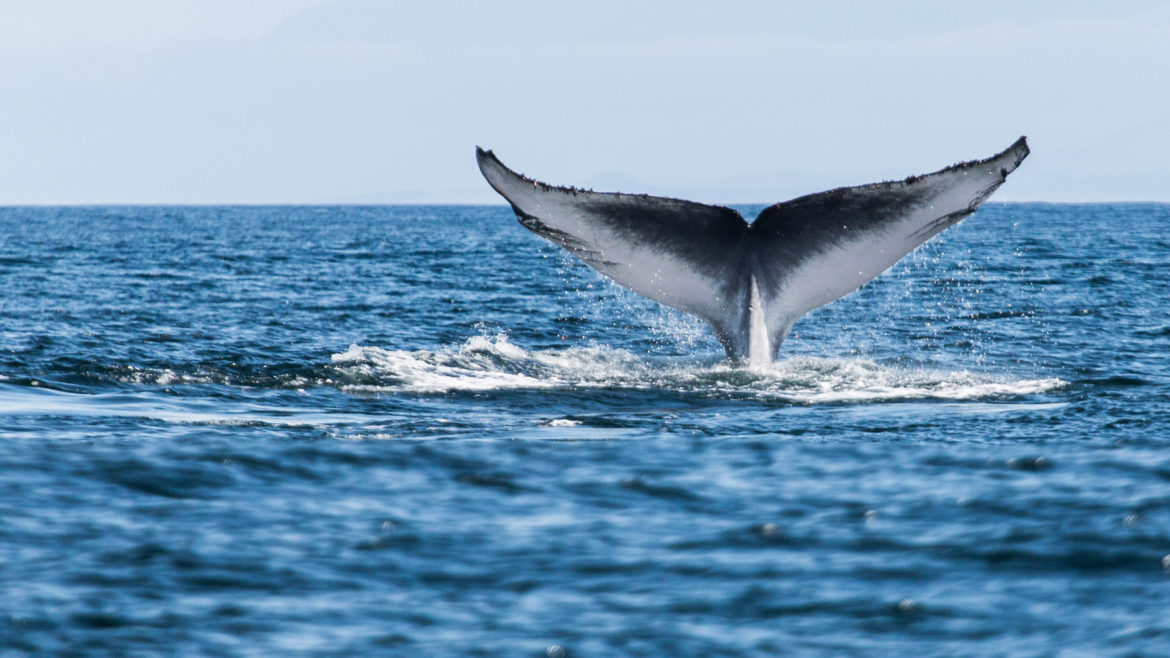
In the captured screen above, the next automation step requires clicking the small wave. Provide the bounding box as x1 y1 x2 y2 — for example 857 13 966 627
1076 375 1148 388
1134 324 1170 337
46 361 329 391
0 382 379 428
329 335 1066 403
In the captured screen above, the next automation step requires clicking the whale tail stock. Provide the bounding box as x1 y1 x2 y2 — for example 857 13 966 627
476 137 1029 365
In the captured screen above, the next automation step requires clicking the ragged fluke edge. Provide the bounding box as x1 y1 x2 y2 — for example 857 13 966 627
477 138 1029 365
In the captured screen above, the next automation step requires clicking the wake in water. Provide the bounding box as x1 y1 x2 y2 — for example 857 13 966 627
330 334 1065 403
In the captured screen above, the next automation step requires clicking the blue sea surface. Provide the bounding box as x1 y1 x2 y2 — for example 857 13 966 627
1 203 1168 655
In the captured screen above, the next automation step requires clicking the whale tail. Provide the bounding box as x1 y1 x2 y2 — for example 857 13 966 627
476 137 1029 364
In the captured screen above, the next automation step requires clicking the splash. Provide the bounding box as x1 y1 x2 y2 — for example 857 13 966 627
329 335 1065 403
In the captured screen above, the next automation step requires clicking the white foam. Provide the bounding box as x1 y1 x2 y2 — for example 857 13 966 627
329 335 1067 403
543 418 583 427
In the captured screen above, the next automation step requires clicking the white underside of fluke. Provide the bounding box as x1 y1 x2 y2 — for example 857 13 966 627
747 275 771 367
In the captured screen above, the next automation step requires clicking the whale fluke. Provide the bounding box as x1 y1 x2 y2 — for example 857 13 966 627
476 137 1029 365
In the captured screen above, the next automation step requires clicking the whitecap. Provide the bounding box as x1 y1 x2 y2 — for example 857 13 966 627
542 418 583 427
328 335 1067 403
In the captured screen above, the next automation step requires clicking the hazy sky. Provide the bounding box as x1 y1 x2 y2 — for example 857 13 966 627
2 0 1167 204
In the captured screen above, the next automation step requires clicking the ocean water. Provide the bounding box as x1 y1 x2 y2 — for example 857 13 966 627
1 203 1168 656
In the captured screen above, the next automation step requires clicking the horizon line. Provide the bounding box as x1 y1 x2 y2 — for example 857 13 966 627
3 199 1169 208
